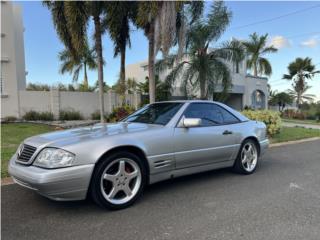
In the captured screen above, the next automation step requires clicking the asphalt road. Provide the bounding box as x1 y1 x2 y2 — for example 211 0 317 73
2 140 320 240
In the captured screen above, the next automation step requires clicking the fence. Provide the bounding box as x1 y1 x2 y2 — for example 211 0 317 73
17 90 141 119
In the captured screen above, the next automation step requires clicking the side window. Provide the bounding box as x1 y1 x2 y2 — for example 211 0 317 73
184 103 240 126
184 103 223 126
217 106 240 124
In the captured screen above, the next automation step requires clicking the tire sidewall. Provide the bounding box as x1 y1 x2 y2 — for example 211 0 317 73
90 151 147 210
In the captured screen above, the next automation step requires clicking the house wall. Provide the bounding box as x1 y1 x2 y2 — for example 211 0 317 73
243 75 269 109
15 90 141 119
1 2 26 118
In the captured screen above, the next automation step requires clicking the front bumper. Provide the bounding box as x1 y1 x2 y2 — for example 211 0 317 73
259 139 269 156
8 154 95 201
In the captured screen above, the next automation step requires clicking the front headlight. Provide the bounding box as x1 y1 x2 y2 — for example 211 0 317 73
33 148 75 168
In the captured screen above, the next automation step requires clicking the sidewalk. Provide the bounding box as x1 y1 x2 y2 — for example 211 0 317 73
282 122 320 130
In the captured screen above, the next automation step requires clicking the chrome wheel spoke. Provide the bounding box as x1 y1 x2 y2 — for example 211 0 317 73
127 170 138 180
104 173 117 183
123 184 132 197
119 160 126 174
108 187 119 198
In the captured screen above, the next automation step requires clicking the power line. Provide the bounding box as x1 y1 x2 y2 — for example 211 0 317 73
230 4 320 30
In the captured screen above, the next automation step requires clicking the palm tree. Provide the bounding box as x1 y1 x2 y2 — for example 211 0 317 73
288 84 315 106
283 57 319 108
135 1 203 103
243 33 277 77
159 1 244 100
105 2 137 100
44 1 107 123
59 44 97 90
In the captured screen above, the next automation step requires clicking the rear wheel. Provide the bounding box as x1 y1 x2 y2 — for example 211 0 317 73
90 152 147 210
233 139 259 174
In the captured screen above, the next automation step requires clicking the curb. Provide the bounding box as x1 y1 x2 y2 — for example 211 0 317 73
2 137 320 186
269 137 320 148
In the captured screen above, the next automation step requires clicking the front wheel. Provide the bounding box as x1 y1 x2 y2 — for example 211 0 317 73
233 139 259 174
90 152 147 210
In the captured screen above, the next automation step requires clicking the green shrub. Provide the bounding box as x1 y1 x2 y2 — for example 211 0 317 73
107 105 135 122
242 110 281 136
23 111 54 121
59 109 83 120
38 112 54 121
3 116 17 122
23 111 40 121
91 110 108 121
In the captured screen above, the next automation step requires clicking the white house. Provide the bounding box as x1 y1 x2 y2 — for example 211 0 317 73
126 57 269 110
1 1 27 118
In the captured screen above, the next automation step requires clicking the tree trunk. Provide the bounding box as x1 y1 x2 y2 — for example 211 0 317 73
83 62 88 90
200 80 206 100
93 15 105 123
120 47 126 104
148 21 156 104
296 92 301 109
253 63 258 77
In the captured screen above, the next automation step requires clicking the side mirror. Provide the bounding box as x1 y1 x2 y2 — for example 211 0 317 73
183 118 202 128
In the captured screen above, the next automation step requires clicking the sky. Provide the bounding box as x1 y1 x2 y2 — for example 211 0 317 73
17 1 320 100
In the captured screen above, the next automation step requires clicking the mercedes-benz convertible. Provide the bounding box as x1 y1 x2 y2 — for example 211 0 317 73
9 100 268 209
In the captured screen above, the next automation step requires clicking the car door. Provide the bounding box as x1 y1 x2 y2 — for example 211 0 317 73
174 102 241 169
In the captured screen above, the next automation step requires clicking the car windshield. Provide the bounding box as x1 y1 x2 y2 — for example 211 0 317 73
123 102 184 125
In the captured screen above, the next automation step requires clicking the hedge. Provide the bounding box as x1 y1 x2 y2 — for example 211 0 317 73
242 110 281 136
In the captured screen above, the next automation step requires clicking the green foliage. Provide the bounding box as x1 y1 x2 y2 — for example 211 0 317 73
242 110 281 136
59 109 83 120
91 110 108 121
59 44 97 87
107 105 135 122
269 92 293 111
3 116 17 122
26 83 51 91
283 57 319 107
159 1 244 100
137 76 172 103
243 32 277 77
23 111 54 121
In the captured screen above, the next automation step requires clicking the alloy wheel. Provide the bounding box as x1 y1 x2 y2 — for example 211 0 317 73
241 142 258 172
100 158 142 205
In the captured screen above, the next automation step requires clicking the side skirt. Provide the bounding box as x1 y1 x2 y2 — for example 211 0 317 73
149 160 234 184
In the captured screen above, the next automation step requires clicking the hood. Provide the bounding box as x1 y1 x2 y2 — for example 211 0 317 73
24 122 163 148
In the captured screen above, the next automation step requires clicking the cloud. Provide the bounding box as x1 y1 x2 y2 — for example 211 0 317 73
269 36 291 49
300 38 319 48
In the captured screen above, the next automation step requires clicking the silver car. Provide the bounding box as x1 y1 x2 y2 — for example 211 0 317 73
9 100 268 209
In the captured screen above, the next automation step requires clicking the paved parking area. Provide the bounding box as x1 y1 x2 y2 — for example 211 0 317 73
2 140 320 240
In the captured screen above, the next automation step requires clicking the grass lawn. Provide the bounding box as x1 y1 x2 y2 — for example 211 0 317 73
271 127 320 143
282 118 320 126
1 123 56 178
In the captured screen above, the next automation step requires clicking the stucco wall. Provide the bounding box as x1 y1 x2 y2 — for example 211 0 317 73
7 90 141 119
1 2 26 117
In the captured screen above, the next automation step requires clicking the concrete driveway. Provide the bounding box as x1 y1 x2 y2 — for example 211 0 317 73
2 140 320 240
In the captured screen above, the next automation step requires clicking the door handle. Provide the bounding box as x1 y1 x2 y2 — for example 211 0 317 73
222 130 233 135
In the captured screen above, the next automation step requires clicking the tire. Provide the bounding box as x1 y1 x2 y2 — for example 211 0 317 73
90 151 147 210
233 139 259 175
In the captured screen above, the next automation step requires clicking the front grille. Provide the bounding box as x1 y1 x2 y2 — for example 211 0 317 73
17 144 37 162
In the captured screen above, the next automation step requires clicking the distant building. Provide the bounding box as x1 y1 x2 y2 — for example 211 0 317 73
1 1 27 117
126 56 269 110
